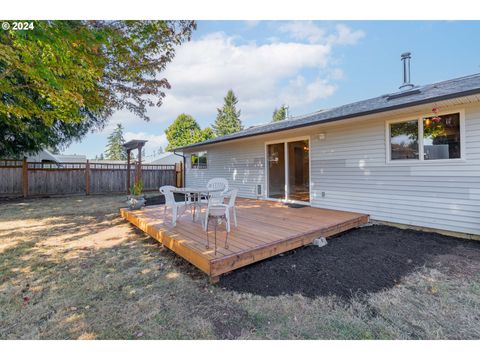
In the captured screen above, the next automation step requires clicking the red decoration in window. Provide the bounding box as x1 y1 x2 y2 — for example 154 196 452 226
431 107 441 122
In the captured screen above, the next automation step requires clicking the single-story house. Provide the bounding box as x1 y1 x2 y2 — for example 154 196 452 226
27 149 87 163
150 152 182 165
176 70 480 237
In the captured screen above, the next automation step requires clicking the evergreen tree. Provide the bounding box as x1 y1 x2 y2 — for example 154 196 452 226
105 124 127 160
98 153 104 160
158 146 164 154
272 105 288 122
212 90 243 137
165 114 215 151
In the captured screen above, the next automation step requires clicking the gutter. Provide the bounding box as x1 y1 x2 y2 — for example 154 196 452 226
174 87 480 151
173 149 186 187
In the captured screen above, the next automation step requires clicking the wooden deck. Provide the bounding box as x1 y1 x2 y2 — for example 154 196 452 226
120 198 369 281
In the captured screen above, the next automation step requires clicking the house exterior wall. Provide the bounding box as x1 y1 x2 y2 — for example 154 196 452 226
185 102 480 235
186 139 265 197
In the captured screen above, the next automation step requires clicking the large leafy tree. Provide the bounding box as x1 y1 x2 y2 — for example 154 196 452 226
165 113 214 151
105 123 127 160
0 20 196 158
272 105 288 122
212 89 243 137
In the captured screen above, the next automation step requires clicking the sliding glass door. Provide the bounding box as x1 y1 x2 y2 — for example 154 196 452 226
287 140 310 202
266 139 310 203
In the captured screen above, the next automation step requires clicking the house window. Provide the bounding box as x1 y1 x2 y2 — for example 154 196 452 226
191 151 207 169
423 113 461 160
388 112 463 162
390 120 419 160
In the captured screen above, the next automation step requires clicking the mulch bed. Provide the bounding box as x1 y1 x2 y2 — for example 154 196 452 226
144 193 186 206
219 225 480 299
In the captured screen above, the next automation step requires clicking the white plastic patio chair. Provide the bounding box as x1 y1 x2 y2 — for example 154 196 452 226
203 190 227 231
159 185 189 227
199 177 229 206
223 188 238 228
204 204 230 254
206 177 229 193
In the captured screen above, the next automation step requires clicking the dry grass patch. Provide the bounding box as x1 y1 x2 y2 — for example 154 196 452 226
1 194 479 339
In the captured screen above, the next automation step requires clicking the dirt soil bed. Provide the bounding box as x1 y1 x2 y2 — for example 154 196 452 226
145 193 186 206
220 225 480 299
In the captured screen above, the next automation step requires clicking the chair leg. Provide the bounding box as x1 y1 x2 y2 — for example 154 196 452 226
206 217 210 249
225 210 231 233
224 224 229 249
214 220 217 255
204 207 209 231
233 206 237 227
172 206 177 227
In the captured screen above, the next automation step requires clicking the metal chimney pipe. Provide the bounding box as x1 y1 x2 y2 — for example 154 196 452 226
399 52 414 90
284 105 289 119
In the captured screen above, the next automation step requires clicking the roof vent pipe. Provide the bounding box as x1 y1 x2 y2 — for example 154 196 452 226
284 105 289 119
399 52 414 90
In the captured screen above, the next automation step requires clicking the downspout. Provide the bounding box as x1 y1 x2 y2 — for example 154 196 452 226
173 149 186 187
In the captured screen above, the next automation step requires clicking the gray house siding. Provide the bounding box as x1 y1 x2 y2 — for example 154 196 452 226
185 103 480 235
185 139 265 198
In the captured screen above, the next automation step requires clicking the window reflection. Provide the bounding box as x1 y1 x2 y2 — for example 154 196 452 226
390 120 419 160
423 113 460 160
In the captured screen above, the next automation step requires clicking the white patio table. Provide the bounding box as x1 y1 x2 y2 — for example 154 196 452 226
174 187 224 223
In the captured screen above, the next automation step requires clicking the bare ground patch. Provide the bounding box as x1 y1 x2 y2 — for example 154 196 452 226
1 195 479 339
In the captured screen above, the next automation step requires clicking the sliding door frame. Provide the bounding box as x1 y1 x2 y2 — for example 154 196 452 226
264 135 311 205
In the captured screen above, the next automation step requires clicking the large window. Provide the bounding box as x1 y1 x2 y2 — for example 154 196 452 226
388 112 462 162
423 113 461 160
191 151 207 169
390 120 419 160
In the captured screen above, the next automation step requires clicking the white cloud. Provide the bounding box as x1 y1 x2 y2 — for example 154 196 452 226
280 76 337 108
280 21 365 46
279 21 326 44
124 131 168 158
328 24 365 45
113 23 365 127
143 31 342 123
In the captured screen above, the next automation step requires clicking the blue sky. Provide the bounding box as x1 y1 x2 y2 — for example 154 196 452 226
64 21 480 160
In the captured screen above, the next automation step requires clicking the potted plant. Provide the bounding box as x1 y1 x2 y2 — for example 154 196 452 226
127 180 145 210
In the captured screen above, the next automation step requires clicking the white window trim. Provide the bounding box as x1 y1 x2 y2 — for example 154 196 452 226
385 108 466 165
264 135 311 205
190 151 208 170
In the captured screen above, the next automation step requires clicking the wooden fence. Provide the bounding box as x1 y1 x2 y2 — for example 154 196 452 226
0 159 183 197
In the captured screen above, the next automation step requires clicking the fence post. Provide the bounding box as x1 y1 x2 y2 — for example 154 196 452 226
181 162 184 187
175 163 179 187
22 157 28 198
85 160 91 195
176 162 184 187
136 144 142 185
126 150 131 194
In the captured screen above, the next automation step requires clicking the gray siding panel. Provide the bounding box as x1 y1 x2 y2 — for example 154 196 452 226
185 140 265 198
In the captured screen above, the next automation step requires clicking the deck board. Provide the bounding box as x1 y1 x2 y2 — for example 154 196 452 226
120 198 369 279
